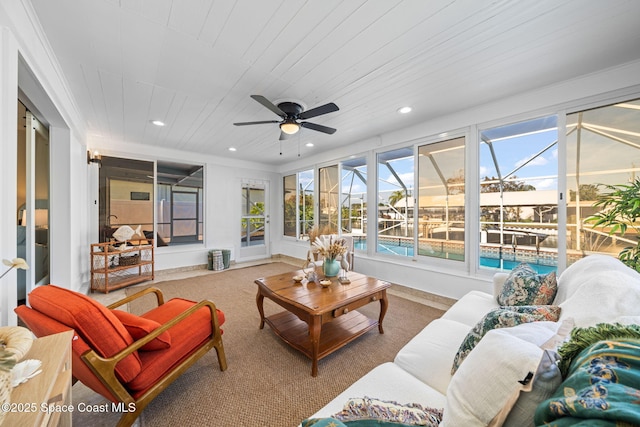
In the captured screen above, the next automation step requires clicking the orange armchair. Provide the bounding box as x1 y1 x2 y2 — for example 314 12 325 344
15 284 227 427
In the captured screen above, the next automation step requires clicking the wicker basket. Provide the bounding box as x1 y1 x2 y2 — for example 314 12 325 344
119 254 140 266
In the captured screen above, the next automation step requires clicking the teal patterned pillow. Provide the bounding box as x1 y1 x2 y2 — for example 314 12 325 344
497 263 557 306
451 306 559 374
499 305 561 321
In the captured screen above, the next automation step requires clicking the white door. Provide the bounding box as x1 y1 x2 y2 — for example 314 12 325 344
238 181 270 261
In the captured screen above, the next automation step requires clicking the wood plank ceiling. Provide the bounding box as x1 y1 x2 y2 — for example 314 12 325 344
29 0 640 165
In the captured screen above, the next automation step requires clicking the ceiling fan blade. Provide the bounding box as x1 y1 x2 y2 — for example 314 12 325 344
300 121 337 134
233 120 280 126
250 95 286 118
298 102 339 120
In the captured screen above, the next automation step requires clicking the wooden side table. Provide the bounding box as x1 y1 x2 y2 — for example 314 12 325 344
3 330 73 427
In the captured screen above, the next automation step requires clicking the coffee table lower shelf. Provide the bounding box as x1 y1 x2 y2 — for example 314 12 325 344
264 310 378 362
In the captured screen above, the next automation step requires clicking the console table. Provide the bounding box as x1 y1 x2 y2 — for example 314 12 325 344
90 239 154 293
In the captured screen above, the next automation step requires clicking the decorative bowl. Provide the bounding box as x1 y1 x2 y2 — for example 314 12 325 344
292 275 303 283
319 279 332 287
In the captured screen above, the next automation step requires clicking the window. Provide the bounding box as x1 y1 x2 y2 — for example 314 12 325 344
283 174 297 237
479 116 558 272
341 157 367 250
99 156 154 243
156 162 203 245
99 158 204 247
377 147 414 257
282 170 314 239
318 165 339 234
566 99 640 266
417 137 465 261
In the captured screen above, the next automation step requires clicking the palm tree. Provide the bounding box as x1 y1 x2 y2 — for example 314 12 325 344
387 190 406 207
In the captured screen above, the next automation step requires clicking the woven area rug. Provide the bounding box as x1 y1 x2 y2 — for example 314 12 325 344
76 262 445 426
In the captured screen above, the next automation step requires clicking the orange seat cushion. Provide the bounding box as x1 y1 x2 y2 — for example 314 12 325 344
112 310 172 351
127 298 223 393
28 284 142 383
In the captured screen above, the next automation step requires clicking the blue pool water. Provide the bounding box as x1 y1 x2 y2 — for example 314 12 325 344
355 240 557 273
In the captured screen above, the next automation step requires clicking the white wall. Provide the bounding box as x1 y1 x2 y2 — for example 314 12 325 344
0 27 20 326
0 1 86 323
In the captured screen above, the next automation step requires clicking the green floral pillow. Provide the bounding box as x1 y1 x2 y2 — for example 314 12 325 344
499 305 561 320
451 306 561 374
497 263 557 306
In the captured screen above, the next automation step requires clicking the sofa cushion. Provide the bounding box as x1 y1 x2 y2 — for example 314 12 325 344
451 306 560 374
111 309 172 351
441 328 544 427
497 263 557 306
557 266 640 327
554 254 639 304
127 298 223 393
441 290 499 327
394 319 471 395
28 284 142 383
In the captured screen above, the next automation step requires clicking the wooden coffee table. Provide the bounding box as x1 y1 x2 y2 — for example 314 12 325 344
255 271 391 376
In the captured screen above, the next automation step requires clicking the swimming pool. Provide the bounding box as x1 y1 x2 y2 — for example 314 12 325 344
354 240 557 273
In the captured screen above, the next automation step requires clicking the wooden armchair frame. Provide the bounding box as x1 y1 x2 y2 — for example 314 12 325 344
73 286 225 426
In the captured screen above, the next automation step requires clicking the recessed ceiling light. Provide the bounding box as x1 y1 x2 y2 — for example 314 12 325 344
305 142 314 147
397 106 412 114
228 147 237 152
151 120 165 126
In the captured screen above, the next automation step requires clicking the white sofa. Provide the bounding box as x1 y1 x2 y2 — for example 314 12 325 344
308 255 640 425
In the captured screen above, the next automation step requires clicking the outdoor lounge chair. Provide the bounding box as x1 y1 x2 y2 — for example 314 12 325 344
15 284 227 427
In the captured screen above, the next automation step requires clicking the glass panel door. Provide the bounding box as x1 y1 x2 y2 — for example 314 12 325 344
239 181 270 261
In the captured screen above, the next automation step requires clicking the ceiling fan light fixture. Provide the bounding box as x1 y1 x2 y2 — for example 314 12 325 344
280 120 300 135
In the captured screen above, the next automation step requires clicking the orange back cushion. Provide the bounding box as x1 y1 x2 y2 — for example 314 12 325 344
28 284 142 383
111 309 172 351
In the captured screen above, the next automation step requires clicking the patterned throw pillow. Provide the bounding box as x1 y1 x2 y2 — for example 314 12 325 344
330 396 443 426
497 263 558 306
451 306 561 374
499 305 561 321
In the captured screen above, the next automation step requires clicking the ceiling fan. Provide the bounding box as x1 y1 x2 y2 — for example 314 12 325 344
234 95 339 140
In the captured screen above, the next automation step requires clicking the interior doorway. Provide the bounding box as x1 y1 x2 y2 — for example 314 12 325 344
16 100 50 303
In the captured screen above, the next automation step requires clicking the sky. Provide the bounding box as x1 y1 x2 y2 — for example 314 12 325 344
303 108 640 205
